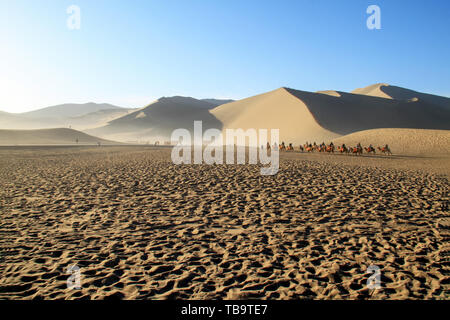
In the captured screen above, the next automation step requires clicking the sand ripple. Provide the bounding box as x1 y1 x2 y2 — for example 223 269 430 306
0 147 448 299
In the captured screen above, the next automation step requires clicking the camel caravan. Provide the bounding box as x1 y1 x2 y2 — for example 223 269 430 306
264 141 392 155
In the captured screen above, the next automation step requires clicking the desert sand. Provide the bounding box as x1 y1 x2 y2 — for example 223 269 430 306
332 128 450 156
0 128 120 145
211 88 340 144
0 146 448 300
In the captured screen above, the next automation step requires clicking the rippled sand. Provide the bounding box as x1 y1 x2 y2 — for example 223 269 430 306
0 146 448 299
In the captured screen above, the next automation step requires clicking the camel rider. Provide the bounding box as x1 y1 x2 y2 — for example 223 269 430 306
330 142 334 147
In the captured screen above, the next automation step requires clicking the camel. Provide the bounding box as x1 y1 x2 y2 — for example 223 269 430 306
377 146 392 155
351 146 363 155
286 143 294 151
326 145 335 153
364 146 376 154
338 145 348 154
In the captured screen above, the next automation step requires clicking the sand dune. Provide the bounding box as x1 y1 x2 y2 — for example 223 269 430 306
211 88 340 144
0 128 119 145
352 83 450 109
332 128 450 156
88 96 223 142
211 86 450 144
63 109 135 130
201 99 235 107
289 88 450 135
3 84 449 146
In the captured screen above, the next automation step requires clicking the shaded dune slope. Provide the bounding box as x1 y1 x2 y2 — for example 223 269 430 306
286 88 450 135
352 83 450 109
211 88 340 144
211 87 450 144
88 97 222 141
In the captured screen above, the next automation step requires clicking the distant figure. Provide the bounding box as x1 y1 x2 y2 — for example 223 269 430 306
75 138 78 144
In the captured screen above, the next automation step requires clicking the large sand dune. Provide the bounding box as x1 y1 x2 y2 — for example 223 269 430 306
0 128 119 145
332 128 450 156
211 88 340 144
352 83 450 109
211 86 450 144
89 84 448 144
87 97 224 142
3 84 449 147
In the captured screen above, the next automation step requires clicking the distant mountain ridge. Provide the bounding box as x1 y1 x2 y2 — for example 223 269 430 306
21 103 125 119
0 103 132 130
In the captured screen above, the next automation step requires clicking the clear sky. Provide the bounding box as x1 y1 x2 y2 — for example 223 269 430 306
0 0 449 113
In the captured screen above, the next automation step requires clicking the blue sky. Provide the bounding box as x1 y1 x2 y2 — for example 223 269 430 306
0 0 449 112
